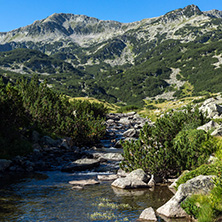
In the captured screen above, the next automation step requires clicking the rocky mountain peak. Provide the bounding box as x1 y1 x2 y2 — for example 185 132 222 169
204 9 222 19
161 4 202 23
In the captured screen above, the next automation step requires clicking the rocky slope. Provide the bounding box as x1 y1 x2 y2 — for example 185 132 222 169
1 5 222 105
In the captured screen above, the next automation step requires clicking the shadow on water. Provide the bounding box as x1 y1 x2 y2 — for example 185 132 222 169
0 171 192 222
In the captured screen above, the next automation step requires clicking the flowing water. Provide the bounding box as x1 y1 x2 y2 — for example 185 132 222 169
0 170 191 222
0 118 191 221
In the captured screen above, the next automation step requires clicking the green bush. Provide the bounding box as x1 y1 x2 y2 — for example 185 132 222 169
176 162 222 188
120 107 213 177
181 195 214 221
173 129 217 171
116 105 140 113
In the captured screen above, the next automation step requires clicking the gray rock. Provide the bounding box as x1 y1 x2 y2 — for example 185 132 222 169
117 168 129 177
32 130 40 143
168 170 189 192
92 152 123 161
127 169 150 183
40 136 59 147
208 155 218 164
111 169 150 189
199 102 222 118
147 175 155 187
123 129 140 138
211 127 222 136
202 97 216 106
139 207 157 221
157 175 215 218
61 158 100 172
0 159 12 172
111 177 149 189
197 120 219 132
60 138 72 149
118 117 131 125
69 179 100 186
97 174 118 181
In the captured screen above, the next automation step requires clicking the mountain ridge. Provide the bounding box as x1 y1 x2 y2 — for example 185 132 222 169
1 4 222 106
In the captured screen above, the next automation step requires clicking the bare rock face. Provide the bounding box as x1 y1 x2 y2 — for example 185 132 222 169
157 175 215 218
139 207 157 221
111 169 150 189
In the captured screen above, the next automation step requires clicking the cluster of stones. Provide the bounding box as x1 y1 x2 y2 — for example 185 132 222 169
199 95 222 119
105 111 150 146
0 112 149 174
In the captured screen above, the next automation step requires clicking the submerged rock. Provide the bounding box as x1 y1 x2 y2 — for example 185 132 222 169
69 179 100 186
97 174 118 181
61 158 100 172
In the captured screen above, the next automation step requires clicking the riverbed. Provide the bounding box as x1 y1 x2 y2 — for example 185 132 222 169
0 170 177 222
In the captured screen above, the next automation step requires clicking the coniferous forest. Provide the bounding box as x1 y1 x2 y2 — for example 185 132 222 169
0 76 107 158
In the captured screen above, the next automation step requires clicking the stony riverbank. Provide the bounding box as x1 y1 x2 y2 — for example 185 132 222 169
0 111 150 174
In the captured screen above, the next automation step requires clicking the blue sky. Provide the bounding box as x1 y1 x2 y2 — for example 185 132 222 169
1 0 222 32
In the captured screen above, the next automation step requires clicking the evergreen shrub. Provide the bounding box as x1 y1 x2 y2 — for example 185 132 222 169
120 107 215 178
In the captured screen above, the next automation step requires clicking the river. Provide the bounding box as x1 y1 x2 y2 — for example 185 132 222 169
0 113 191 221
0 170 176 222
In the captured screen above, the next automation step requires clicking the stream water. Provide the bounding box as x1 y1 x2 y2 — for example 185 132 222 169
0 170 174 222
0 114 191 221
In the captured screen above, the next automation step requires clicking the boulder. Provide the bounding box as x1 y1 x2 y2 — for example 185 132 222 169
118 117 131 125
199 101 222 118
168 170 189 192
157 175 215 218
112 177 149 189
97 174 118 181
111 169 150 189
40 136 59 147
123 129 140 138
197 120 219 132
61 158 100 172
69 179 100 186
117 168 129 177
139 207 157 221
211 127 222 136
91 152 123 161
32 130 40 143
0 159 12 172
127 169 150 183
147 175 155 187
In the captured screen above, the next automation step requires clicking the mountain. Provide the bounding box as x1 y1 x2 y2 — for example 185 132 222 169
1 4 222 106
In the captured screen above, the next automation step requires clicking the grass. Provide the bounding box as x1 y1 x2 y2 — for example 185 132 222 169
69 96 119 112
89 198 130 221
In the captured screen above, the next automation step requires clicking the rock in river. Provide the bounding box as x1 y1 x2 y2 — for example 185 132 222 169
61 158 100 172
69 179 100 186
139 207 157 221
111 169 150 189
